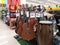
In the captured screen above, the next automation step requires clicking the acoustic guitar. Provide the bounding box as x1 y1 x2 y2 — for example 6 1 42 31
16 16 24 37
29 18 36 27
17 21 23 37
22 22 35 41
15 17 20 33
15 16 23 37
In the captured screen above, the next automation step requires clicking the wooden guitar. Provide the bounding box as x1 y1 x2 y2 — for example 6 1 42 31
15 17 20 33
15 16 23 37
21 5 35 41
29 18 36 27
16 16 24 37
22 22 35 41
17 21 23 37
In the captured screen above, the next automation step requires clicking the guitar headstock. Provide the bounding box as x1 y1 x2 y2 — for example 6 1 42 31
30 4 34 11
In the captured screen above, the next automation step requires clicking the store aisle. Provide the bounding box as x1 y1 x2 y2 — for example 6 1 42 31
0 19 20 45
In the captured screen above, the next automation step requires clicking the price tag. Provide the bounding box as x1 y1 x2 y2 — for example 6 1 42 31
21 11 23 15
30 12 35 18
16 13 20 17
40 13 44 17
26 11 29 17
36 12 40 17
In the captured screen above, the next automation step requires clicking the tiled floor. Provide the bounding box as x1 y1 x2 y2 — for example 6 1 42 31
0 19 20 45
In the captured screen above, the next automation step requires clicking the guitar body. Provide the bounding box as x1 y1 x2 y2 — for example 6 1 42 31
17 21 23 37
29 18 36 27
15 18 20 33
15 17 23 37
22 23 35 41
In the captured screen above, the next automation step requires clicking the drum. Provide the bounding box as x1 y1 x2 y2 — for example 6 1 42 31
37 21 53 45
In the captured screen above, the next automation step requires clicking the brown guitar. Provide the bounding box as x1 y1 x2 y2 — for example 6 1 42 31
15 17 20 33
29 18 36 27
15 17 23 37
17 21 23 37
21 22 35 41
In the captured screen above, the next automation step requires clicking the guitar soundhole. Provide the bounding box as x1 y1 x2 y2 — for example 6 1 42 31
26 25 31 35
27 28 30 30
26 32 31 35
26 23 30 30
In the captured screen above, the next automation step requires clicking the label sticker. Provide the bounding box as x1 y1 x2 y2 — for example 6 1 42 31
30 12 35 18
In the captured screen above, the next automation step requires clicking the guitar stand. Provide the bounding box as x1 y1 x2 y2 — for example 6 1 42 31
14 35 19 38
14 35 23 40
